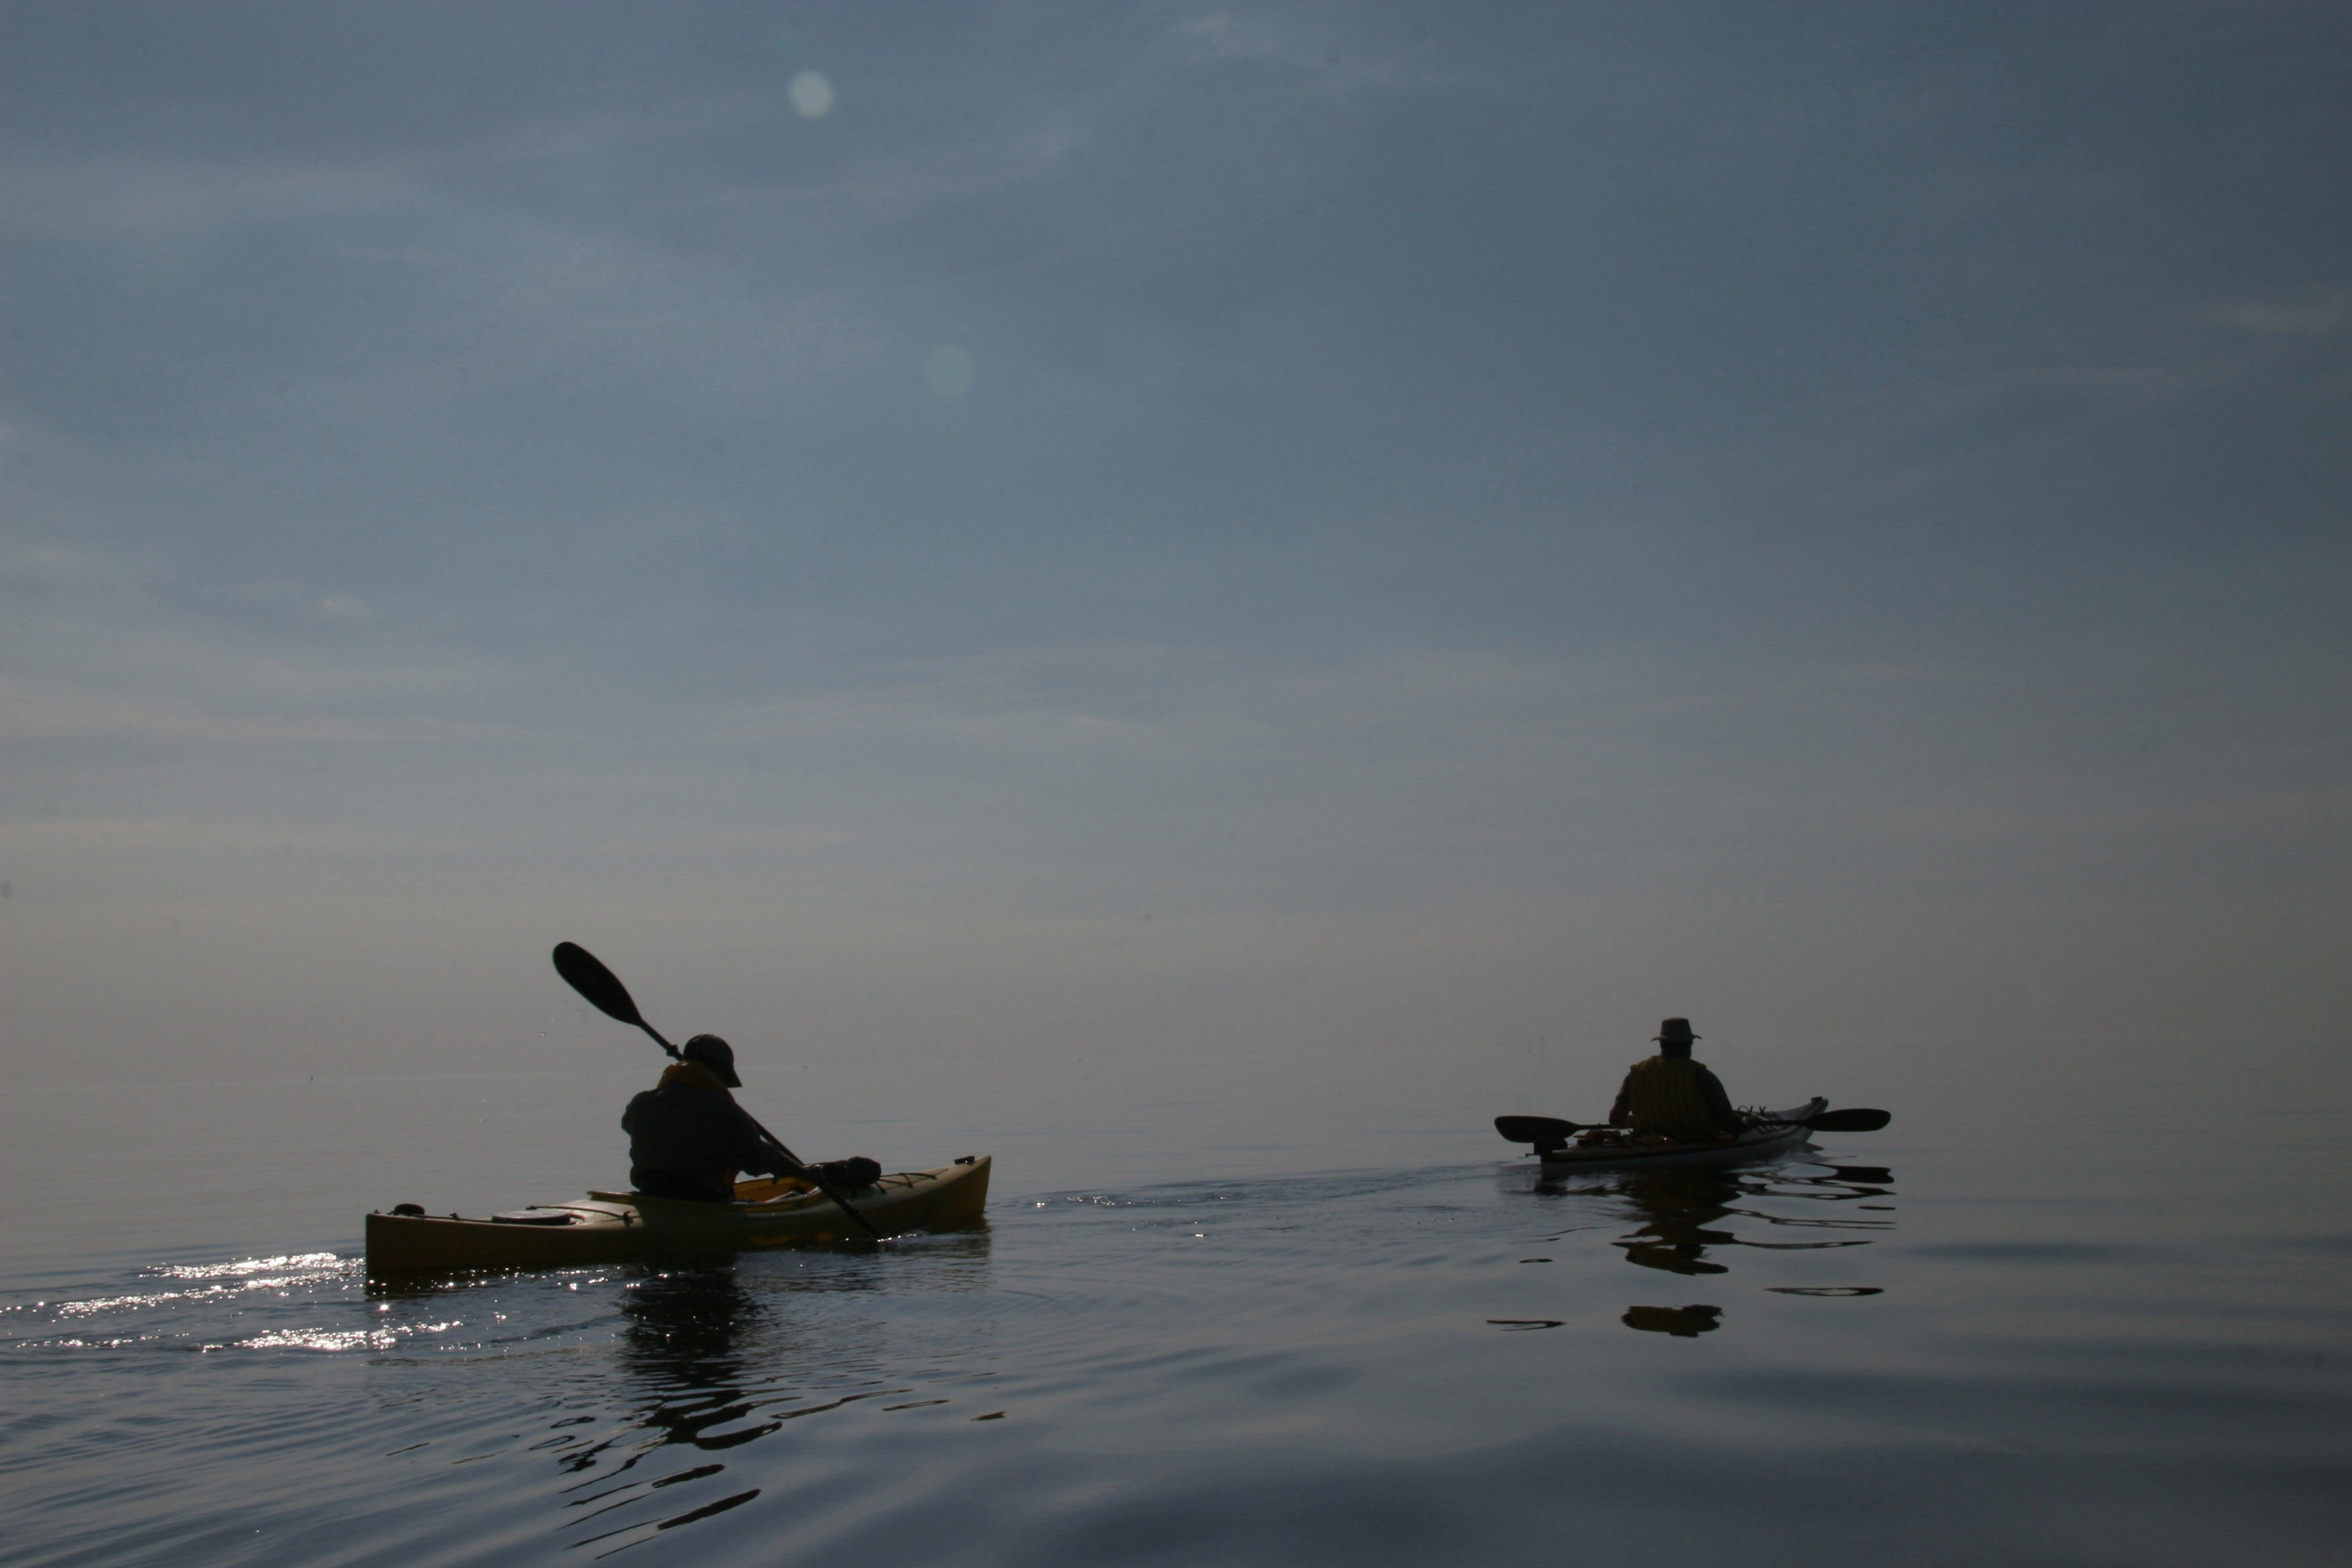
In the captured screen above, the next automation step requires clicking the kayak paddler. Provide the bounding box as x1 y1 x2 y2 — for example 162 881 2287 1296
1607 1017 1747 1141
621 1034 803 1202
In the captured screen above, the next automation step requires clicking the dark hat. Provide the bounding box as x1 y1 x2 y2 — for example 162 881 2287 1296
682 1033 742 1088
1653 1017 1699 1043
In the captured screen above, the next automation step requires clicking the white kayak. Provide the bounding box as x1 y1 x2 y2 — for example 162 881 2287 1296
1532 1099 1828 1171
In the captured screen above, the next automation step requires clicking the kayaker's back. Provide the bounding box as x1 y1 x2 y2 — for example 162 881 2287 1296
1620 1055 1734 1140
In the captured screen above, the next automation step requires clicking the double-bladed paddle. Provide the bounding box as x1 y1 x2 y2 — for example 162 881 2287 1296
1495 1106 1891 1145
1784 1107 1892 1133
552 941 884 1240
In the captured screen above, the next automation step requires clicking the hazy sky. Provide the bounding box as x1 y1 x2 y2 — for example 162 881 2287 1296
2 2 2345 1089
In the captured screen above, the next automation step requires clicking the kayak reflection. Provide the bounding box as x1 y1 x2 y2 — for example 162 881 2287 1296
1535 1159 1895 1334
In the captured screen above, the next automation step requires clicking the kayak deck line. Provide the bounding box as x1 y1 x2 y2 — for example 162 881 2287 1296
364 1155 992 1276
586 1165 951 1213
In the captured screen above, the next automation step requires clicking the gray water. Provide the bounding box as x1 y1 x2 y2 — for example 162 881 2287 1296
4 1044 2346 1567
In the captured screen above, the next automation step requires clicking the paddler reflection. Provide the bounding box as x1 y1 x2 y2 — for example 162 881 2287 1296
611 1261 893 1457
552 1266 769 1554
1537 1163 1896 1336
1603 1166 1738 1335
555 1233 1001 1555
1611 1166 1744 1276
617 1264 759 1422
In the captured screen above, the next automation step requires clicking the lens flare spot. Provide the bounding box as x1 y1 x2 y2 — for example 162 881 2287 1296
925 345 978 399
790 71 835 119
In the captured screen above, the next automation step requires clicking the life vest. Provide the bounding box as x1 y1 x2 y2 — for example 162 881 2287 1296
656 1060 734 1096
1623 1055 1728 1140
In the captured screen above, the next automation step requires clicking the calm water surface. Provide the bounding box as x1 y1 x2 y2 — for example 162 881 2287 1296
4 1046 2345 1566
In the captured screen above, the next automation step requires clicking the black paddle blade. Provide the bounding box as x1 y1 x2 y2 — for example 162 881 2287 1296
1496 1115 1586 1144
1804 1107 1891 1133
552 942 645 1028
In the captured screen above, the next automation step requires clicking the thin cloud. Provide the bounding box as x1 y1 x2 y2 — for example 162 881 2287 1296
0 149 423 241
1163 12 1415 96
2207 294 2350 335
0 675 506 745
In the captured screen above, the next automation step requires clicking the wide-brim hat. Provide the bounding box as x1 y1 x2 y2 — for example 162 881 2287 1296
1653 1017 1699 1043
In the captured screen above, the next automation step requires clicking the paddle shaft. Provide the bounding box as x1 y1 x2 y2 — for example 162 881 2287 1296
1772 1107 1891 1133
552 943 881 1238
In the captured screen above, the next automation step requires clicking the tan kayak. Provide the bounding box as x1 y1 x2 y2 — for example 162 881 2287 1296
365 1155 992 1275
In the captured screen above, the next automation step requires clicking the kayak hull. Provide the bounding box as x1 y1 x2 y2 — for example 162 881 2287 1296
365 1156 991 1275
1534 1101 1826 1172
